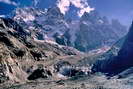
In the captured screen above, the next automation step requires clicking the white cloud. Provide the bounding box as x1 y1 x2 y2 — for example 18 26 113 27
0 0 17 6
78 6 94 17
57 0 94 17
57 0 70 15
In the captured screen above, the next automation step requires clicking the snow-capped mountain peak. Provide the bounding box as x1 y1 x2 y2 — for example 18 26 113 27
13 6 127 52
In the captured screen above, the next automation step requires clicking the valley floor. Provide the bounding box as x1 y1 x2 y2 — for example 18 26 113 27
1 74 133 89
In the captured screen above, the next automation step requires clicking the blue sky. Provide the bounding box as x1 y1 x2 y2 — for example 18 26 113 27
0 0 133 26
90 0 133 26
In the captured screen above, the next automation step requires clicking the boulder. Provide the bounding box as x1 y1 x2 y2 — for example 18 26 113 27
27 66 52 80
54 61 71 72
59 66 79 77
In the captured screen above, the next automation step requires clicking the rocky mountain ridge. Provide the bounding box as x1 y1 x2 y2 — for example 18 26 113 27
12 6 127 52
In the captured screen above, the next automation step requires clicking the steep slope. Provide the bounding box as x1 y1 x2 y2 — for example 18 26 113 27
0 43 27 83
92 21 133 76
0 17 82 84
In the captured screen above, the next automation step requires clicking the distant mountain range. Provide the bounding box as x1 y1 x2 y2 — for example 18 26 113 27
12 6 127 52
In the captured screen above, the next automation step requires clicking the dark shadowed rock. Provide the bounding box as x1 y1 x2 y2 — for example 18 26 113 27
0 32 14 47
92 21 133 76
27 68 46 80
30 50 42 61
24 40 36 48
0 18 28 38
27 66 52 80
13 48 25 58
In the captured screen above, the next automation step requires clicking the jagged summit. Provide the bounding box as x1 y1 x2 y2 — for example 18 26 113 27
12 6 127 52
81 10 101 22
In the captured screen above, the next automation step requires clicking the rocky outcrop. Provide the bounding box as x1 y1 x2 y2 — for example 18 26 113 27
0 44 27 83
27 65 52 80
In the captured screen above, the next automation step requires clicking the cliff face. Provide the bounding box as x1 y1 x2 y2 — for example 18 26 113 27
92 22 133 76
